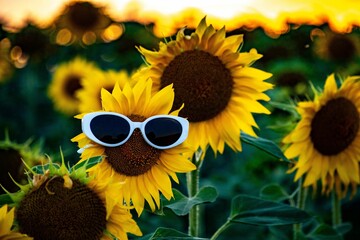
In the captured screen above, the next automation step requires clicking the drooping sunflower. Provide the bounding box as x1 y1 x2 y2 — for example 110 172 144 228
135 17 273 155
0 205 32 239
76 69 133 113
7 156 142 240
48 57 101 115
283 74 360 198
0 133 47 195
71 78 196 215
53 1 122 45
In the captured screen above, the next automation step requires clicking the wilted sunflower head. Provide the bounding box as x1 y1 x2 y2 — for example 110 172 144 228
53 1 122 45
283 74 360 198
135 17 273 156
8 155 142 240
0 133 47 195
0 204 32 239
71 78 196 215
48 57 101 115
76 69 134 113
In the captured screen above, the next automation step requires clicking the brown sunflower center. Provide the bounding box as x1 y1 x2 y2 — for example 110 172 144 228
160 49 233 122
16 177 107 240
105 115 161 176
64 74 82 99
0 148 24 194
328 35 356 61
310 97 359 155
68 2 101 31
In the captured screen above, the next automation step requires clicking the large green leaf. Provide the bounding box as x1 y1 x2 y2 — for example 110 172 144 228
240 132 290 162
306 224 343 240
260 184 292 202
229 194 312 226
146 227 207 240
164 186 218 216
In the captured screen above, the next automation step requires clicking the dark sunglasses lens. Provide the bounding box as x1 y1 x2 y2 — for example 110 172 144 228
145 118 182 147
90 115 130 144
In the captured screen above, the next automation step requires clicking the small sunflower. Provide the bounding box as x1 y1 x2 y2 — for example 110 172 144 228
53 1 121 45
71 78 196 215
0 38 13 82
48 57 101 115
135 17 273 155
0 133 47 194
7 156 142 240
76 69 133 113
312 28 360 63
0 205 32 239
283 74 360 198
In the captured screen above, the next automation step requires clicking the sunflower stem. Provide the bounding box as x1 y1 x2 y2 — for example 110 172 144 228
293 177 308 240
186 149 203 237
210 219 231 240
331 190 342 227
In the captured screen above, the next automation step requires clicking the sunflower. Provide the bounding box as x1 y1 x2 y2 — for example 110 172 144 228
134 17 273 155
71 78 196 215
7 156 142 240
312 28 360 63
53 1 122 45
0 38 13 82
76 69 133 113
48 57 101 115
0 133 47 195
283 74 360 198
0 205 32 239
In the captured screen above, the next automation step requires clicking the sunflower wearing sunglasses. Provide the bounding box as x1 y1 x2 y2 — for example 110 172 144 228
71 78 196 215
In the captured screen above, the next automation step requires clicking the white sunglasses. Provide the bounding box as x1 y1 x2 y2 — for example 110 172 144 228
81 112 189 150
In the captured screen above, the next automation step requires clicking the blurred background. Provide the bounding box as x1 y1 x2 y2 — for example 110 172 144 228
0 0 360 239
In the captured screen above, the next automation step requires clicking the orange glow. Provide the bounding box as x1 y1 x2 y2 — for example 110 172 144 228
0 0 359 36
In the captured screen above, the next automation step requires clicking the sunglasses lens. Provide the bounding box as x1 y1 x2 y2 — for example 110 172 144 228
90 115 130 144
145 118 183 147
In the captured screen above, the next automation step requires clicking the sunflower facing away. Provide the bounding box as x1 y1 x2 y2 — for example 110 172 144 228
135 17 273 155
0 205 32 239
48 57 101 115
7 156 142 240
72 78 196 215
283 74 360 198
76 69 133 113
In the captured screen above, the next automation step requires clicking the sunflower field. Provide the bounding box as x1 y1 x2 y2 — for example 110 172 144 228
1 1 360 240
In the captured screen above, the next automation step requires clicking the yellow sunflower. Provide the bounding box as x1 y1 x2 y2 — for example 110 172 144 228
8 156 142 240
76 69 133 113
48 57 101 115
71 78 196 215
283 74 360 198
135 17 273 155
53 1 122 45
312 28 360 63
0 205 32 239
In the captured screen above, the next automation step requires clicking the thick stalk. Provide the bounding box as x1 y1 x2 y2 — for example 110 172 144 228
332 190 342 227
293 177 308 240
187 149 203 237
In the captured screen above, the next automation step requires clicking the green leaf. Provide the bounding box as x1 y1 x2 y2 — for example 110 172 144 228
73 156 102 170
334 222 352 235
147 227 207 240
229 194 312 226
0 193 13 206
307 224 343 240
240 132 290 162
31 162 60 174
268 101 299 117
164 186 218 216
260 184 291 202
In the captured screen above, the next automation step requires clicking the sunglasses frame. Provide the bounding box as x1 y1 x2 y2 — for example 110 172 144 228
82 112 189 149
